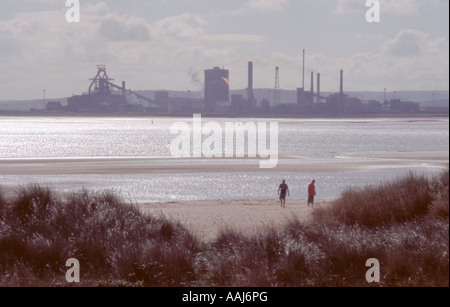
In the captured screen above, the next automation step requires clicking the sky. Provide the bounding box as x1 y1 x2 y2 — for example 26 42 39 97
0 0 448 100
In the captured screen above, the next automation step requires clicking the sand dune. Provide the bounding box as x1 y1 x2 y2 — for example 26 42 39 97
139 198 333 242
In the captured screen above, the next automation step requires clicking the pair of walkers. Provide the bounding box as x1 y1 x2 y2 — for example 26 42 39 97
278 179 316 208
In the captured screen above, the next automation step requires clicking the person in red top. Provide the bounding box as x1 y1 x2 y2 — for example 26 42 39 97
308 180 316 207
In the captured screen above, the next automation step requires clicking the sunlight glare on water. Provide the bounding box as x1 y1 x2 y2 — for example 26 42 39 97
0 117 448 201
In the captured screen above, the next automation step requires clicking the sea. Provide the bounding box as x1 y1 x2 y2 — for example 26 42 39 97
0 116 448 202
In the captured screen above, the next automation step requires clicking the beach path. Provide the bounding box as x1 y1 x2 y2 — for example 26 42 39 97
139 199 332 242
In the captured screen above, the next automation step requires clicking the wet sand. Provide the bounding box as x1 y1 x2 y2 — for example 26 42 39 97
0 151 448 175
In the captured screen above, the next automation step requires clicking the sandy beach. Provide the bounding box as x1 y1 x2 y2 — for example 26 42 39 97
1 151 446 237
0 179 329 242
0 150 448 175
139 198 332 242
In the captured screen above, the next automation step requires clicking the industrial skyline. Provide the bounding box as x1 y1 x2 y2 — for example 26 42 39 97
0 0 449 101
26 63 446 115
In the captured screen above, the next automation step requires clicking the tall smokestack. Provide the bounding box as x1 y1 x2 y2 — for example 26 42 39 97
248 61 253 92
317 73 320 103
340 70 344 95
310 71 314 95
248 61 254 109
302 49 305 89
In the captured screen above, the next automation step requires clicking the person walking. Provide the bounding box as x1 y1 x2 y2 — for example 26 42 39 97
308 180 316 207
278 179 289 208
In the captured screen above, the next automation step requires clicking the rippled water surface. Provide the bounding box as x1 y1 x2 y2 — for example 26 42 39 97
1 117 448 158
1 116 448 201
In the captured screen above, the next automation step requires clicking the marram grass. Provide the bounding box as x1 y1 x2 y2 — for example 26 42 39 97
0 169 448 287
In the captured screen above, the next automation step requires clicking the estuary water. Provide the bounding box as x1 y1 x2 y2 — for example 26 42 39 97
0 116 448 202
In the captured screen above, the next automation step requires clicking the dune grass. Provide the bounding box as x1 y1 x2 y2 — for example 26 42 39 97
311 172 434 227
0 168 448 287
0 185 200 287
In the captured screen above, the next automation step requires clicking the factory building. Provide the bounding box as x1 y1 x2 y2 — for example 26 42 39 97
68 65 127 112
231 94 246 113
60 58 430 116
46 101 62 111
68 65 164 113
68 93 126 112
155 91 169 106
388 99 420 113
204 67 230 111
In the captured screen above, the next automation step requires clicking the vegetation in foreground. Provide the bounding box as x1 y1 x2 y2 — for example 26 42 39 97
0 169 448 287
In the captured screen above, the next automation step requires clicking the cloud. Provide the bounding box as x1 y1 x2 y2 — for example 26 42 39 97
0 1 447 100
335 0 419 15
200 34 266 43
0 21 22 57
334 0 365 14
245 27 448 92
332 29 448 90
246 0 290 12
84 2 109 15
382 29 427 57
155 13 207 41
231 0 290 15
97 14 152 41
382 0 419 15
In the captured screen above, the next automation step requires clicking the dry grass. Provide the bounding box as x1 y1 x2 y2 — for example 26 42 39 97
0 185 200 287
0 168 448 287
312 172 435 227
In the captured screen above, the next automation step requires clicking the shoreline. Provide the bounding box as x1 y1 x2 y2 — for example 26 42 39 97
0 152 448 175
0 111 448 119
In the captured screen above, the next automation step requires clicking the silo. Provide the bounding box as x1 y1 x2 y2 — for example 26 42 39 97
204 67 230 111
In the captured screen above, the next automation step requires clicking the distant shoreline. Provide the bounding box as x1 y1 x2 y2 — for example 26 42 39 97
0 111 448 119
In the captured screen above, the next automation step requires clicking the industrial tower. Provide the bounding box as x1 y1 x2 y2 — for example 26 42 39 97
68 65 164 112
274 66 280 106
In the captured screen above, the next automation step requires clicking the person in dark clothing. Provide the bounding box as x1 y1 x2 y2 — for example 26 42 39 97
278 179 289 208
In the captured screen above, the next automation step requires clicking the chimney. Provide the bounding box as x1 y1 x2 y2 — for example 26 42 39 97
311 71 314 95
302 49 305 89
248 61 254 108
317 73 321 103
340 70 344 96
248 61 253 92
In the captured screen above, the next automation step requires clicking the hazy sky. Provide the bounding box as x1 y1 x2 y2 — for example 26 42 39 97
0 0 448 100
